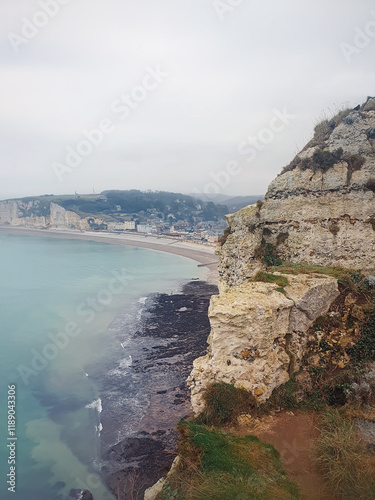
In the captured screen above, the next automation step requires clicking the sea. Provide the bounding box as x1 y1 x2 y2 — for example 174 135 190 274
0 232 206 500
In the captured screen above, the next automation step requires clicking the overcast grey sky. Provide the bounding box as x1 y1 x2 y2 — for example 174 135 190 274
0 0 374 200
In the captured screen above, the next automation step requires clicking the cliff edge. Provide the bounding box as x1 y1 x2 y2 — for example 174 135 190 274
145 100 375 500
189 98 375 413
219 98 375 291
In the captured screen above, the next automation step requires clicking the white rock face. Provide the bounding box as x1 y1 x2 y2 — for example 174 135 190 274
191 103 375 415
219 106 375 289
0 200 91 231
188 274 339 413
0 200 47 228
49 203 89 230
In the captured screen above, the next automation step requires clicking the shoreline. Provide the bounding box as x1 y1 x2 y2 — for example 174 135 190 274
0 226 219 284
101 280 218 499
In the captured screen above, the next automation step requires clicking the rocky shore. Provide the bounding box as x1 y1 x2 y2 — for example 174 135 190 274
101 280 218 500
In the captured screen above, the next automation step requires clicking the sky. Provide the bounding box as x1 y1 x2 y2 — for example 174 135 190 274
0 0 374 201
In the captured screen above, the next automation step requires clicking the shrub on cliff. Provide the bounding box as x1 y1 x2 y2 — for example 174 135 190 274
312 148 343 172
365 178 375 192
218 226 231 246
200 382 256 426
254 239 282 267
344 153 365 173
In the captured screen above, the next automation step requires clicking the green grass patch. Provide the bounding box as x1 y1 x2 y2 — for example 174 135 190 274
252 271 289 293
270 262 359 288
315 409 375 499
254 239 282 267
158 422 300 500
199 382 257 426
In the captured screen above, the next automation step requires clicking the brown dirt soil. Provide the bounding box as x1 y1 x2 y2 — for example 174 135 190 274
233 411 331 500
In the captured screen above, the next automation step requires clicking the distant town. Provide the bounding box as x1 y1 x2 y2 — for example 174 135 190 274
93 209 228 244
0 190 262 244
58 191 229 243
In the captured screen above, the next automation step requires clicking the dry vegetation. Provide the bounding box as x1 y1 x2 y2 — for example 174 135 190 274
315 409 375 499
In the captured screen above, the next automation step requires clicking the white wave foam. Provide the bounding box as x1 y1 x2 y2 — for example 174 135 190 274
107 355 133 379
107 368 124 379
85 398 102 413
95 422 103 437
119 355 132 369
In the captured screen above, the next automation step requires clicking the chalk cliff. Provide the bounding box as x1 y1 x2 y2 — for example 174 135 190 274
49 203 89 230
219 99 375 291
0 200 48 228
188 273 339 412
188 98 375 414
0 199 91 231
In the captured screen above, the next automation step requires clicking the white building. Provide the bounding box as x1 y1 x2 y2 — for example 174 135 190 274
137 224 157 234
108 221 136 231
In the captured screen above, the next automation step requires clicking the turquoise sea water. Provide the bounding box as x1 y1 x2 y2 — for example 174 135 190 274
0 232 205 500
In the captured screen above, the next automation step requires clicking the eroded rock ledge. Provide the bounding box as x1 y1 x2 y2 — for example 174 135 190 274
188 274 339 412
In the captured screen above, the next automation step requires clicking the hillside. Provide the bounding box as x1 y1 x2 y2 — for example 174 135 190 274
3 190 228 222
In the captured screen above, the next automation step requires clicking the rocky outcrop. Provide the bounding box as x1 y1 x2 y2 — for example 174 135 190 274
188 273 339 412
68 490 93 500
188 99 375 416
219 101 375 290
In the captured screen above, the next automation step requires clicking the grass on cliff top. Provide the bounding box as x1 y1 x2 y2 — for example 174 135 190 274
157 421 300 500
252 271 290 293
198 382 257 427
315 408 375 500
270 262 358 286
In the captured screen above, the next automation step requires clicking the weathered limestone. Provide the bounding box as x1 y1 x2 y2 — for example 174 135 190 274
282 273 340 332
188 274 339 413
50 203 89 231
0 200 47 228
219 106 375 289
